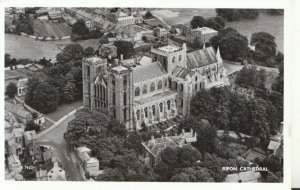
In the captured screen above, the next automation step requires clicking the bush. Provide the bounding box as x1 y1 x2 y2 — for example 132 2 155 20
5 82 18 98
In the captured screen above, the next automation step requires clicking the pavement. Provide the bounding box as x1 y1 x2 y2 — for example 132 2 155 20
37 114 84 181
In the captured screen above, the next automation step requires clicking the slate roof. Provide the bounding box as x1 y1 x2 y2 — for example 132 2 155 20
132 62 167 83
186 47 217 69
17 78 28 88
172 66 196 79
5 102 31 120
24 130 37 141
268 140 281 151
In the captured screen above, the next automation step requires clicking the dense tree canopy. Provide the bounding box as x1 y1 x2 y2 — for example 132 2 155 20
216 9 259 21
113 41 135 59
56 43 84 66
5 82 18 98
31 82 60 113
190 16 226 31
72 19 89 36
235 66 267 89
210 28 249 61
25 77 41 106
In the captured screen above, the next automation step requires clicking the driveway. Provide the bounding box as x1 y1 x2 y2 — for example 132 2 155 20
37 115 84 181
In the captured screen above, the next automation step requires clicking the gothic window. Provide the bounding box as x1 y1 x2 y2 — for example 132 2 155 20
173 81 178 90
179 55 182 61
152 105 155 116
111 75 115 86
123 76 127 87
86 66 90 77
167 100 171 110
195 84 198 91
143 85 148 94
135 87 140 96
164 79 168 87
157 81 162 90
181 99 184 107
113 108 116 119
137 110 140 120
144 107 148 118
159 103 163 112
180 84 184 92
172 56 175 63
123 92 127 105
123 108 127 120
150 83 155 92
195 76 198 82
113 92 116 105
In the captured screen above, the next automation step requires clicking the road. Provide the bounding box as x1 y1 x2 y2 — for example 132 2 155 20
37 114 84 181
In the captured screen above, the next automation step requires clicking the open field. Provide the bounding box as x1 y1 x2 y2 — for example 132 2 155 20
32 20 72 37
154 9 283 52
5 34 100 60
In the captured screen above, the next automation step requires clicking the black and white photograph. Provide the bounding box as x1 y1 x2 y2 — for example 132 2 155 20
1 0 297 189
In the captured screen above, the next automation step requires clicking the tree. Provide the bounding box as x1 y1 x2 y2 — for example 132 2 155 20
5 53 11 68
5 82 18 98
25 77 41 106
113 41 135 59
70 67 83 97
84 46 94 57
210 28 249 61
97 168 125 181
144 11 154 19
56 43 84 66
171 167 214 182
190 16 206 29
25 120 41 132
31 82 60 113
205 17 225 31
251 32 277 59
99 44 117 59
216 9 259 21
72 19 89 36
15 16 34 35
235 66 266 89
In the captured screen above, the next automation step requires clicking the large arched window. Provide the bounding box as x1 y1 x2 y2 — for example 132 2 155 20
180 84 184 92
136 110 140 120
173 81 178 90
195 76 198 82
144 107 148 118
150 83 155 92
159 103 163 112
172 56 176 63
157 81 162 90
143 85 148 94
167 100 171 110
135 87 140 96
152 105 156 116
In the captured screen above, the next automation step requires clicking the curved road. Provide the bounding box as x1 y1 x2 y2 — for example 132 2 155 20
37 115 84 181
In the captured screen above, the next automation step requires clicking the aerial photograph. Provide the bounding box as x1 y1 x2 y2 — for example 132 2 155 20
4 7 284 182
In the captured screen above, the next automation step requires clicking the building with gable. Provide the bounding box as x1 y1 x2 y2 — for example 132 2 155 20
82 42 229 130
76 146 102 177
36 157 66 181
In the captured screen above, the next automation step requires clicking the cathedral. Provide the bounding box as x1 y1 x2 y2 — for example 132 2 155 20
82 43 229 130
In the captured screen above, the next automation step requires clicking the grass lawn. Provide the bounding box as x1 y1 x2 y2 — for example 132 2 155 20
44 100 83 122
32 20 72 37
5 34 100 60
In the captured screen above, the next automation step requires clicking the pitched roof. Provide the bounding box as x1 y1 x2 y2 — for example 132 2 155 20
172 66 196 79
268 140 281 151
186 47 217 69
5 102 31 120
24 130 37 141
132 62 167 83
17 78 28 88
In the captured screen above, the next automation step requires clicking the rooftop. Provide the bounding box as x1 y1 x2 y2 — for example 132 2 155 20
172 66 196 79
111 65 128 73
186 47 217 69
24 130 37 141
132 61 167 83
192 27 218 34
134 90 177 106
157 45 181 53
142 135 194 157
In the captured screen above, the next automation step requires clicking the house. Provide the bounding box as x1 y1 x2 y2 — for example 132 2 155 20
6 127 25 157
225 171 261 183
76 146 102 177
17 78 28 96
5 102 32 123
142 134 196 166
36 8 48 15
134 10 143 24
48 8 63 20
153 27 170 40
27 142 43 163
24 130 37 147
36 157 66 181
15 7 25 14
7 154 23 174
187 26 218 44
